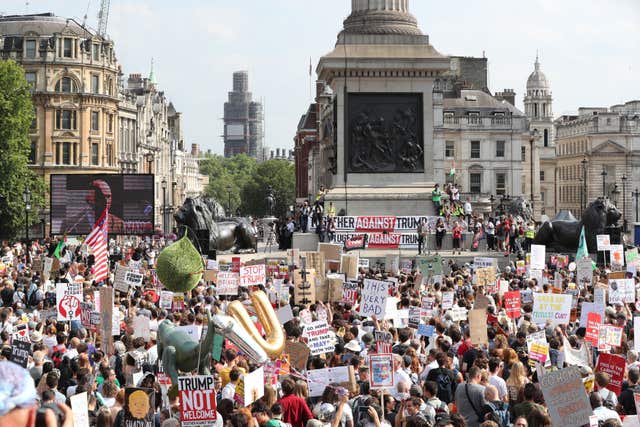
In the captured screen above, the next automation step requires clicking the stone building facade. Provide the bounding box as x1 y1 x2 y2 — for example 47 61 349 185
294 101 318 199
554 101 640 226
0 13 120 180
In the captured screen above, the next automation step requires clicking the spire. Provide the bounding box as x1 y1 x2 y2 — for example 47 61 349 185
535 51 540 71
149 57 156 84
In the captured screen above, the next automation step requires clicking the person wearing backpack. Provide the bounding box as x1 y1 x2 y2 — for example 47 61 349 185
27 280 43 308
424 380 449 422
619 367 640 414
594 371 618 411
511 384 544 421
425 352 457 405
481 385 510 427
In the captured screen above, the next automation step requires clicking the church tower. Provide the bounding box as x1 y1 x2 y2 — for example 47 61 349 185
523 54 555 217
524 54 554 146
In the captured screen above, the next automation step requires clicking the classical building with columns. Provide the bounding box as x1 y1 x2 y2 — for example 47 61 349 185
0 13 120 180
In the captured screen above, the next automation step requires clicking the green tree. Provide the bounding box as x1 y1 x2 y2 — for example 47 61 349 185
0 60 45 239
199 153 257 215
241 159 295 217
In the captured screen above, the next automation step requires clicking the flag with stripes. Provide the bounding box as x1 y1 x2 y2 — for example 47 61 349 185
85 209 109 283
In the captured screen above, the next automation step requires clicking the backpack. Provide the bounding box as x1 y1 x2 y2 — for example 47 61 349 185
435 369 454 404
485 401 510 427
427 399 449 423
28 288 42 307
603 390 616 410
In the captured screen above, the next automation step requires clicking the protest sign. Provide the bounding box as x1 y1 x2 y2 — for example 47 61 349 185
318 243 342 262
551 255 569 268
530 245 546 270
307 366 352 397
504 291 521 319
304 252 326 278
42 257 53 280
56 282 82 321
340 254 359 280
276 305 294 324
369 354 394 389
124 387 155 427
339 281 358 305
285 341 310 371
417 255 443 276
325 274 344 303
585 312 602 346
385 254 399 275
239 264 266 287
635 393 640 424
469 309 488 345
408 306 421 329
133 315 151 339
498 280 509 296
526 331 549 364
303 321 336 356
125 270 144 288
99 287 113 354
206 259 218 271
234 367 264 407
540 366 592 427
626 248 639 264
217 272 240 295
576 257 593 288
595 353 625 394
178 376 217 426
114 264 130 293
293 267 316 305
442 291 454 310
609 278 634 304
176 325 203 341
451 306 467 321
358 258 370 269
79 302 95 331
596 234 611 251
375 331 393 354
532 293 572 326
172 293 186 311
610 244 624 267
417 324 435 337
529 269 543 285
473 257 497 268
635 317 640 353
359 279 388 318
70 392 90 427
602 325 623 347
159 291 173 310
421 297 435 318
12 323 29 342
10 339 30 368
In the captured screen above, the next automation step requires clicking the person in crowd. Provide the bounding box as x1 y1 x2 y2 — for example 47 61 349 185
454 367 486 427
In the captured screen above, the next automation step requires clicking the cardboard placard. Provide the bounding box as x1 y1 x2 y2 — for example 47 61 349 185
532 293 572 326
304 252 325 278
217 272 240 295
285 341 310 371
540 366 592 427
318 243 342 262
469 309 488 345
339 254 359 281
326 274 345 303
124 387 155 427
99 287 113 354
293 268 316 305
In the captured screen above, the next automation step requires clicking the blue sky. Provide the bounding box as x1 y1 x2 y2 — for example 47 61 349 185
3 0 638 155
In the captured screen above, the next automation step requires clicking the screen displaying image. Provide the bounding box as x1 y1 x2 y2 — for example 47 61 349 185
50 174 155 235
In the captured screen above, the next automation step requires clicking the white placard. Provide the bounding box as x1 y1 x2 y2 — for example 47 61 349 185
159 291 173 310
530 245 546 270
306 367 351 397
133 315 150 339
303 320 336 356
596 234 611 251
609 278 635 304
70 392 90 427
359 279 388 318
124 271 144 288
442 291 454 310
217 272 240 295
239 264 266 287
56 282 82 321
113 264 130 293
206 259 219 270
634 317 640 353
276 305 294 324
176 325 202 341
532 293 572 326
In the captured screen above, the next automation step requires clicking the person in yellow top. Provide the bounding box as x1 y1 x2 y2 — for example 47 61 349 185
217 348 247 387
327 202 336 218
524 222 535 252
315 185 326 208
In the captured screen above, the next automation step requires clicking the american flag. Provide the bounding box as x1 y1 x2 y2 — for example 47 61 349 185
85 209 109 283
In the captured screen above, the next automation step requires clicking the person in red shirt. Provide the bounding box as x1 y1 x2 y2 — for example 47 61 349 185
452 222 463 255
278 377 313 427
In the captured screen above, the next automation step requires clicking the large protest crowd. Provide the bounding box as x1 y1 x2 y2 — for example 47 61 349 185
0 227 638 427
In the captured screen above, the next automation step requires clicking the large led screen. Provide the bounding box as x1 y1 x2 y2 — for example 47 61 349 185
50 174 155 235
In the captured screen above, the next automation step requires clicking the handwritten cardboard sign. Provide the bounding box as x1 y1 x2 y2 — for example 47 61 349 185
540 366 592 427
217 272 240 295
239 264 266 287
359 279 388 318
303 321 336 356
469 309 488 345
532 293 572 326
56 282 82 321
595 353 625 394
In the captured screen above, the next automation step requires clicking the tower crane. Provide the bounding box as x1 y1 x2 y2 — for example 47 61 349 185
97 0 110 37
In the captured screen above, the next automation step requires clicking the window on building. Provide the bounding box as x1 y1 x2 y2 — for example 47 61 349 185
468 112 480 124
522 180 526 194
91 143 99 165
93 44 100 61
106 144 113 166
496 140 505 158
445 141 455 158
470 173 481 193
62 142 71 165
470 141 480 159
63 38 73 58
25 40 37 58
521 146 526 161
29 141 37 164
55 77 76 93
496 173 506 195
91 111 99 131
31 108 37 130
543 129 549 147
540 170 545 181
541 192 545 202
107 114 113 133
55 110 77 130
91 75 99 94
25 72 36 90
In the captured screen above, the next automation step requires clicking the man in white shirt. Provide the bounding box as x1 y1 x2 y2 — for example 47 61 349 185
591 392 621 424
595 371 619 409
221 368 241 400
488 357 508 402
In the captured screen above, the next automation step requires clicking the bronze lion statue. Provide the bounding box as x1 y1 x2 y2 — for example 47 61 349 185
174 197 258 257
533 197 621 253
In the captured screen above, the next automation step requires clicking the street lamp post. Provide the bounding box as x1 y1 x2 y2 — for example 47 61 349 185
601 167 607 198
622 175 627 232
161 178 167 235
611 183 620 207
22 187 31 242
145 152 154 174
633 188 640 223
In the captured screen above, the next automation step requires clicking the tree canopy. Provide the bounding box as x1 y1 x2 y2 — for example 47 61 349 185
0 60 45 239
199 154 294 218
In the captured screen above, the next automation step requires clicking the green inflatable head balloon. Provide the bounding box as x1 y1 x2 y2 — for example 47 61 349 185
156 234 204 293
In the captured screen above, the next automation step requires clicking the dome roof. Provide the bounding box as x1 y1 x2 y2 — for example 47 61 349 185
527 56 549 89
341 0 423 36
